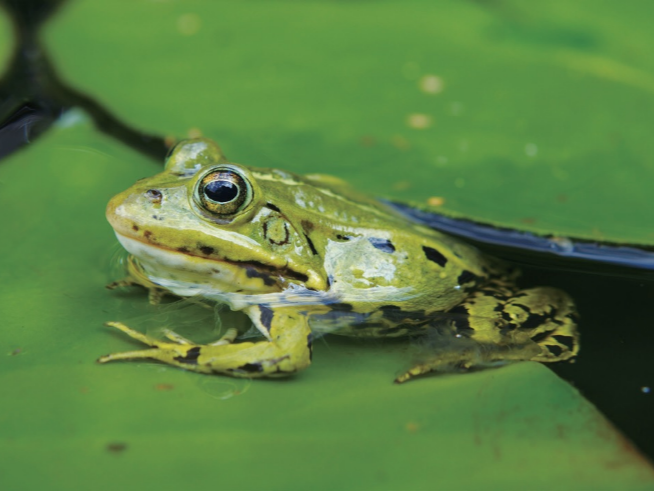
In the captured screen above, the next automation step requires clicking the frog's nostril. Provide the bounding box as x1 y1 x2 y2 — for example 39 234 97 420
145 189 163 204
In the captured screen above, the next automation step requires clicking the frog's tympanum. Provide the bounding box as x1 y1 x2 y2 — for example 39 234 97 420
100 138 579 383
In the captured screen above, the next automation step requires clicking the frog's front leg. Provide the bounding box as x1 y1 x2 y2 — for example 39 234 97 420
106 255 172 305
98 307 312 378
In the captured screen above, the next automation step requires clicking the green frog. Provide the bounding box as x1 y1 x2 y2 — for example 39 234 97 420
99 138 579 383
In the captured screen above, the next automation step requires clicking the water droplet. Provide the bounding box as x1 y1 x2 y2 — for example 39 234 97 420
197 377 252 400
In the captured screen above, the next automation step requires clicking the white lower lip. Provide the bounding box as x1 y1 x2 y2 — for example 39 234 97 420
115 233 235 294
116 233 197 269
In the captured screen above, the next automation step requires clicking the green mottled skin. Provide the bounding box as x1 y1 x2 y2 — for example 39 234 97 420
100 138 579 382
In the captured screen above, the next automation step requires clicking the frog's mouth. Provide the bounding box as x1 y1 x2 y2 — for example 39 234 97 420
114 233 316 295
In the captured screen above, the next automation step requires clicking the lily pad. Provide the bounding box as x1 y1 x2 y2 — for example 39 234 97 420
44 0 654 244
1 117 653 490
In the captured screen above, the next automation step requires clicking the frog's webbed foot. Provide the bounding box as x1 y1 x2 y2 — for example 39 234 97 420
98 308 312 378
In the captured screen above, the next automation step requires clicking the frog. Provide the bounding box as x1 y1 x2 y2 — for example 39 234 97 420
99 138 579 383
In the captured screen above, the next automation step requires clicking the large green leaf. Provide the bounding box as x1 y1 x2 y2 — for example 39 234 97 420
44 0 654 243
1 117 653 490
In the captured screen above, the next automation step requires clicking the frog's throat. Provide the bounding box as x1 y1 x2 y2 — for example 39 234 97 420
114 233 318 295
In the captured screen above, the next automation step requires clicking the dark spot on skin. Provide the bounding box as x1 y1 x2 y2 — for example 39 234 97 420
237 362 264 373
301 220 315 234
447 304 474 333
422 246 447 267
552 335 575 351
485 292 508 301
457 270 478 285
173 346 201 365
265 203 281 213
545 344 563 357
132 225 139 231
177 246 190 253
304 234 318 255
230 259 309 284
500 311 516 328
520 313 550 330
152 215 164 221
335 234 351 241
531 331 551 343
380 305 402 319
260 305 274 332
200 246 214 255
512 303 532 313
368 237 396 253
233 260 309 284
144 231 153 240
245 267 276 287
330 303 354 312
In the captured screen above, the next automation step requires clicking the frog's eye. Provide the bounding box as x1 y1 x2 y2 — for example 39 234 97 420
197 167 252 215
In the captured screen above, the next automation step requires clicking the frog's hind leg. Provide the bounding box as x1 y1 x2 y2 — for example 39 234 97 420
395 283 579 383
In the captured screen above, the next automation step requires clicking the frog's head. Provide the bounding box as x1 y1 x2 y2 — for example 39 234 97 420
106 138 328 294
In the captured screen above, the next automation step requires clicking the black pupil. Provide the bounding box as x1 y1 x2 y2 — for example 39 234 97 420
204 180 239 203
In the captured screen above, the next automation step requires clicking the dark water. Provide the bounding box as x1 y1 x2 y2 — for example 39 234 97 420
527 265 654 458
2 0 653 462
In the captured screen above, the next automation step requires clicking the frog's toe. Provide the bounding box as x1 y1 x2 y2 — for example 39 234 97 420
394 352 471 383
105 279 134 290
104 321 164 347
97 348 163 364
162 328 194 345
394 367 422 384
